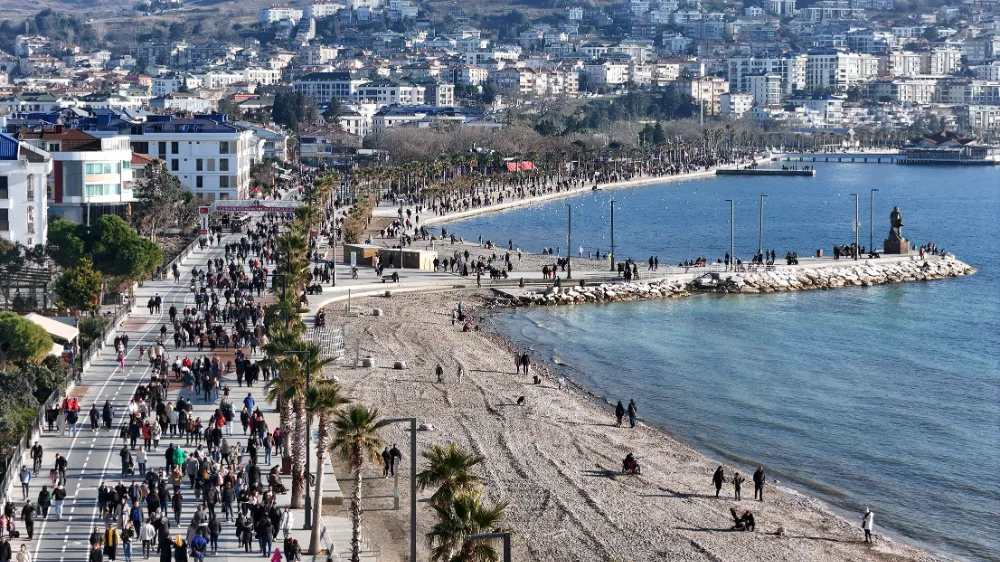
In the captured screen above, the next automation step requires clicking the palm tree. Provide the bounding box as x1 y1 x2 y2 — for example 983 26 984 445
304 380 351 555
426 492 509 562
331 405 391 562
417 443 485 509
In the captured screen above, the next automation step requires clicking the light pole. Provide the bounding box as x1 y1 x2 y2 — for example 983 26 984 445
387 417 418 562
870 188 879 253
609 199 616 272
758 194 767 256
565 204 572 280
725 199 734 271
850 193 859 260
285 350 313 531
465 532 512 562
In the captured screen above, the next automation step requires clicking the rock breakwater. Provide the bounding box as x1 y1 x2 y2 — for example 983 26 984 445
493 255 975 307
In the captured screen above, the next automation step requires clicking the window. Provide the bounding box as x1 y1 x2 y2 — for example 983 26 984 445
158 142 167 156
85 184 121 196
196 176 203 188
122 160 131 170
219 141 230 154
26 207 34 234
196 159 203 171
48 143 59 152
219 158 229 172
132 142 148 154
26 175 34 201
171 142 179 154
171 159 179 172
207 159 215 171
219 176 229 188
0 209 7 230
0 177 7 199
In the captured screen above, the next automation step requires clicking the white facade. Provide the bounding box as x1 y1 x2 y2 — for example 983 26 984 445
720 93 755 117
805 51 879 91
581 61 630 87
747 73 783 105
151 73 202 97
258 6 304 23
304 2 344 18
728 54 807 96
0 136 50 248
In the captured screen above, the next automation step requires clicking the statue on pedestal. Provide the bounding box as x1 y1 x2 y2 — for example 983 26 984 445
884 205 910 254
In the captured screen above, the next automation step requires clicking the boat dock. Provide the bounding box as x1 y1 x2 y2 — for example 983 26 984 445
717 168 816 177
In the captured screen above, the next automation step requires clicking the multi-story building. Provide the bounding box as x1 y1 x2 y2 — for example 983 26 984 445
805 50 879 91
884 51 923 77
298 45 339 65
293 72 372 102
728 53 807 97
804 1 865 22
720 92 755 117
676 76 730 114
0 133 51 248
787 93 846 126
151 73 202 96
16 128 133 224
258 5 304 23
958 105 1000 131
304 2 344 18
124 116 258 201
355 82 425 105
928 47 961 76
766 0 796 16
453 65 489 86
337 103 378 138
581 61 630 88
746 73 784 105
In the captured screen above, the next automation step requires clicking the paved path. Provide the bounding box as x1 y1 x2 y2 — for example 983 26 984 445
13 233 370 562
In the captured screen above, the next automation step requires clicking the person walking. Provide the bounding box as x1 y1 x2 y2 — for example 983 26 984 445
14 544 30 562
732 472 745 501
389 444 402 477
626 399 638 428
103 524 121 561
255 516 273 556
862 508 874 543
0 537 11 562
18 466 30 500
614 401 625 427
380 448 391 478
278 507 293 540
89 542 103 562
20 501 35 540
752 466 766 502
52 485 66 520
140 520 156 559
712 466 725 498
36 488 50 520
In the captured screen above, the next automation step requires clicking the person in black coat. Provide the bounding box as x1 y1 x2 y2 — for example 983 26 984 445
89 543 103 562
0 536 12 562
21 501 36 539
157 537 172 562
172 538 187 562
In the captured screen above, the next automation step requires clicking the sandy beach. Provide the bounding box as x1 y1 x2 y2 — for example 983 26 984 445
327 290 941 562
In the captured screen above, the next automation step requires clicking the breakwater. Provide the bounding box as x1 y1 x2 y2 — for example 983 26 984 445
492 255 975 307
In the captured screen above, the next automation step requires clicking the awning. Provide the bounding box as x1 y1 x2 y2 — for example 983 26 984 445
506 161 535 172
25 313 79 344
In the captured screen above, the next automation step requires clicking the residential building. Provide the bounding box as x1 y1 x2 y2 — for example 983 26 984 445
16 128 133 224
787 93 846 126
728 53 808 97
258 5 304 23
766 0 796 16
720 92 755 116
0 133 51 247
454 65 489 86
150 94 217 113
124 116 258 201
293 72 370 102
235 122 289 161
354 82 425 105
676 75 730 114
151 73 202 96
304 2 344 18
805 50 879 91
581 61 630 88
958 105 1000 131
746 73 784 105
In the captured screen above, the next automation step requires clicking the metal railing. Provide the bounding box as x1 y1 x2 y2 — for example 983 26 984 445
0 390 59 506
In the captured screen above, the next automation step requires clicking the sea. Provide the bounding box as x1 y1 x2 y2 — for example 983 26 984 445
440 162 1000 561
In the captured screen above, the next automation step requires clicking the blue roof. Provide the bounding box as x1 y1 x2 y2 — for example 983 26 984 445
0 134 20 160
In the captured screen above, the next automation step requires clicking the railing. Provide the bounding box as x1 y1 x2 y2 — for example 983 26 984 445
0 390 59 506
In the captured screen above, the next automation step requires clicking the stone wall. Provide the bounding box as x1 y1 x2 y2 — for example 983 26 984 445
493 256 975 307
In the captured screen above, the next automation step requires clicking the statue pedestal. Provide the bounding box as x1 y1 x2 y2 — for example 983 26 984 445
883 237 910 254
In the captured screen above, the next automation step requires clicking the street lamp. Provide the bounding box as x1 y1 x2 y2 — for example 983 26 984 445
565 203 572 280
870 188 879 253
850 193 859 260
609 199 616 272
386 417 418 562
758 194 767 256
725 199 734 271
284 350 313 531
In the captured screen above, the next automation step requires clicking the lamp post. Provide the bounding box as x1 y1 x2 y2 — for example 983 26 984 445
465 532 512 562
870 188 879 252
725 199 734 271
565 204 572 280
285 350 313 531
386 417 418 562
265 305 290 329
609 199 616 272
850 193 859 260
758 194 767 256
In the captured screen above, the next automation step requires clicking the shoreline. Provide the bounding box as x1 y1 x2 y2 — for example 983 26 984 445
331 289 946 562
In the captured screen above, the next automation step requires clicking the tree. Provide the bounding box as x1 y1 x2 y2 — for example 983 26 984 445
323 97 344 124
426 493 509 562
46 217 86 269
331 405 390 562
219 97 244 122
54 258 103 312
132 160 193 242
417 443 485 509
89 215 163 281
304 381 351 554
0 312 52 369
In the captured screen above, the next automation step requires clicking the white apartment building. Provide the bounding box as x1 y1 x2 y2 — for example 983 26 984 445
298 45 339 65
787 94 845 127
805 50 879 91
728 53 807 96
928 47 961 76
0 134 51 248
959 105 1000 131
337 103 378 138
747 73 783 105
970 62 1000 81
355 83 425 105
151 73 202 96
293 72 371 102
454 65 489 86
17 128 133 225
304 2 344 18
581 61 630 88
766 0 796 16
885 51 923 77
258 5 304 23
126 118 257 201
720 92 754 117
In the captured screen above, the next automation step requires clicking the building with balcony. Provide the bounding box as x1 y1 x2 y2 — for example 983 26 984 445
0 133 51 247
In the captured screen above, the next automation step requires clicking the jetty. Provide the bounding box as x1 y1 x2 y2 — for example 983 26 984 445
716 168 815 177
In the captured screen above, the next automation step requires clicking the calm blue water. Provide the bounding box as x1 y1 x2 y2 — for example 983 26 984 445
444 163 1000 561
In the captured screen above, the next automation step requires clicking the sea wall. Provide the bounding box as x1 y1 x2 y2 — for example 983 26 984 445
493 255 975 307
